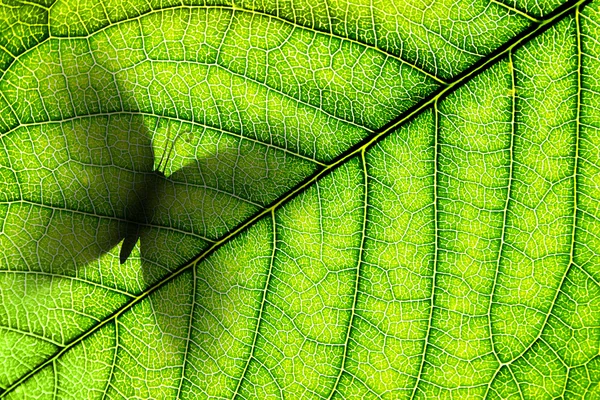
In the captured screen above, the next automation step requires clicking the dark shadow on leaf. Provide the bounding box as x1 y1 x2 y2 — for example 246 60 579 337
3 110 269 291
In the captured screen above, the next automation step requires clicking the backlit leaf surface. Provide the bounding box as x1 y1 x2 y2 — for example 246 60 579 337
0 0 599 398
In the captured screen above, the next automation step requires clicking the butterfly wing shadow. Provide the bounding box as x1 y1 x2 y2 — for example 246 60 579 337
5 113 290 368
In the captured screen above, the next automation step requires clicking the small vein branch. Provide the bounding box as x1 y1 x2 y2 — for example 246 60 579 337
230 210 277 399
326 149 368 399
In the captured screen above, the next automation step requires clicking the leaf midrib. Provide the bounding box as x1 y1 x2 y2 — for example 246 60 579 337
0 0 586 396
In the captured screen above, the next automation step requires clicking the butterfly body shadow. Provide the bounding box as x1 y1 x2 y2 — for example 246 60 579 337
119 169 166 264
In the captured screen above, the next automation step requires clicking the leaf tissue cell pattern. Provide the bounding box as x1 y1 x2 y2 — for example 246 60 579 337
44 0 531 80
0 0 599 399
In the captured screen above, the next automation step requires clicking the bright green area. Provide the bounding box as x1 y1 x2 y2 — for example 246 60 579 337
45 0 530 80
1 0 599 399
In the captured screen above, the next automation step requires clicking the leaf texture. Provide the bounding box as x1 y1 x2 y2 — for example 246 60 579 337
0 0 599 398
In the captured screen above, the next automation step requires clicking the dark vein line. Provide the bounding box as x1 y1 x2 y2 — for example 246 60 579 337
175 266 197 400
506 2 584 365
539 343 571 400
95 0 111 32
565 366 575 397
0 110 326 167
100 321 118 400
257 299 348 346
0 1 585 395
492 51 517 347
230 210 277 399
0 44 16 60
0 0 51 79
540 337 569 370
410 100 439 400
483 49 518 400
0 270 135 298
574 262 600 288
0 324 62 347
52 359 58 400
2 199 216 243
326 149 369 399
249 356 284 397
507 365 525 400
0 38 43 81
0 90 20 130
573 3 583 279
342 370 383 399
0 133 23 205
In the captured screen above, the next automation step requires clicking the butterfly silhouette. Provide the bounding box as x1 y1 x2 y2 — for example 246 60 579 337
0 111 286 392
2 112 273 289
0 56 308 393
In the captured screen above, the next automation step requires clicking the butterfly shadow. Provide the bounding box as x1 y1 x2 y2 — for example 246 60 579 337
7 110 269 301
2 110 286 395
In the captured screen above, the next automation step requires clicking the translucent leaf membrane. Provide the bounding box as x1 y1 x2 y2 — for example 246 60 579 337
2 0 600 398
46 0 532 80
4 2 598 397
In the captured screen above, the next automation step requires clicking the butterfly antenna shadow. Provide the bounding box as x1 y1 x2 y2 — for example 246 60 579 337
156 122 182 175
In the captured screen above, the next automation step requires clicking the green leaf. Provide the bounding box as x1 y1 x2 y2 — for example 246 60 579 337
1 0 599 398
